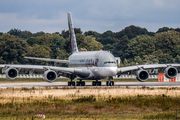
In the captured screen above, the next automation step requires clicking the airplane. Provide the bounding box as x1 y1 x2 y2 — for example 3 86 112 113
0 12 180 86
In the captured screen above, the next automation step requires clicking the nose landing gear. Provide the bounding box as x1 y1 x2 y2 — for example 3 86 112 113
106 77 114 86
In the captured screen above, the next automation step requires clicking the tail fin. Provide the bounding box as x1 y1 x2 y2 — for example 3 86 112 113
67 12 78 54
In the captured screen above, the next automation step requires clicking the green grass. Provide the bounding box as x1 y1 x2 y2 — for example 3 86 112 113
0 91 179 119
0 77 158 83
0 78 69 83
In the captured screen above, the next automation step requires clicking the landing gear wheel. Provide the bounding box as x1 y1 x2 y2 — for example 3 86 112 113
81 82 85 86
68 82 71 86
97 81 101 86
106 81 110 86
92 81 101 86
106 81 114 86
68 82 75 86
76 81 80 86
92 81 96 86
71 82 75 86
111 81 114 86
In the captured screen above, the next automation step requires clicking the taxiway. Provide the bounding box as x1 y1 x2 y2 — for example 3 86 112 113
0 82 180 88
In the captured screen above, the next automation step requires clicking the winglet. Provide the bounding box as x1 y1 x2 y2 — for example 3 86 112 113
67 12 78 54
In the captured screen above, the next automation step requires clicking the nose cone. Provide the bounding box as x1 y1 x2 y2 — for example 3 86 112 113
93 67 117 78
107 67 118 76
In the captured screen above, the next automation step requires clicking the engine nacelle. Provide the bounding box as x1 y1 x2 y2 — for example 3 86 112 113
5 68 18 80
136 69 149 82
164 66 177 79
43 70 57 82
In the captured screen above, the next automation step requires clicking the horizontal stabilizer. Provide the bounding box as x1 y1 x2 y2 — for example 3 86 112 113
24 57 69 63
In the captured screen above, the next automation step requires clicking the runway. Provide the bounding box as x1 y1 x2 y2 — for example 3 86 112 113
0 82 180 88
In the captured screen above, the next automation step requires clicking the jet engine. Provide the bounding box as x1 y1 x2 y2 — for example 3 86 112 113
136 69 149 82
43 70 57 82
164 66 177 79
5 68 18 80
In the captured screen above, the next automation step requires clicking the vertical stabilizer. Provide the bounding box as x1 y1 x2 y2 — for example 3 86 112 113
67 12 78 54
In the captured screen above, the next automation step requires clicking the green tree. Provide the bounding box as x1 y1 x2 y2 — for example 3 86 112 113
0 34 16 57
26 45 50 65
32 31 45 37
175 55 180 63
103 43 114 52
76 34 103 51
0 57 4 64
1 38 28 64
154 30 180 59
84 31 100 37
37 34 53 46
51 35 66 58
54 49 69 67
115 25 154 39
76 33 85 48
74 28 83 34
26 37 39 46
113 35 129 59
7 28 21 37
143 55 159 64
85 36 103 51
19 30 32 39
134 56 143 65
0 32 3 36
125 35 155 60
123 58 128 66
156 27 173 33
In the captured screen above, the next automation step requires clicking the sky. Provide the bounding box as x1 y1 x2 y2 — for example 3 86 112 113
0 0 180 33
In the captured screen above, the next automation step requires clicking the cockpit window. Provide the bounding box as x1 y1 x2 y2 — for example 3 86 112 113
104 61 116 64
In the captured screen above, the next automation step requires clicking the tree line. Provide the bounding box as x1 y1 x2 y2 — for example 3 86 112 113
0 26 180 67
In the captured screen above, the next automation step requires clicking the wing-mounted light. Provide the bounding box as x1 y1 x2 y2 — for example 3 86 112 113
43 70 57 82
136 69 149 82
4 68 18 80
164 66 177 79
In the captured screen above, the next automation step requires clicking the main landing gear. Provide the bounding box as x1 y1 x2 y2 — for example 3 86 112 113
68 81 75 86
92 80 102 86
68 76 85 86
68 81 85 86
68 75 75 86
68 76 114 86
92 78 114 86
76 80 85 86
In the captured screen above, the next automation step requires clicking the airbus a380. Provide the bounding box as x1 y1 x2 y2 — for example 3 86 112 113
0 12 180 86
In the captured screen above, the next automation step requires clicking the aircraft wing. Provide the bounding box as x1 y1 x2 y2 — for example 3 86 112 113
118 64 180 73
24 57 69 63
0 64 75 80
117 64 180 82
0 64 91 82
0 64 72 72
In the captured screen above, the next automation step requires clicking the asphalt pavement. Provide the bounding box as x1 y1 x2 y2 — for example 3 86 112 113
0 82 179 88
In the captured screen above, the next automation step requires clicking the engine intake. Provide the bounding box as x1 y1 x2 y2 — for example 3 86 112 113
5 68 18 80
136 69 149 82
164 66 177 79
43 70 57 82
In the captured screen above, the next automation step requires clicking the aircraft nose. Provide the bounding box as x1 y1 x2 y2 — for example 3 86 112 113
107 67 118 76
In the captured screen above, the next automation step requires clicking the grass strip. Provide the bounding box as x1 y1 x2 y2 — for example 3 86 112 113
0 91 179 119
0 78 158 83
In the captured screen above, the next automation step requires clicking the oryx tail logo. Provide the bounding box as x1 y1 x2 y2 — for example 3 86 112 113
68 12 78 54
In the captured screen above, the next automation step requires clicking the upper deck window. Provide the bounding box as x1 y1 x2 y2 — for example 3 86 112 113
104 61 116 64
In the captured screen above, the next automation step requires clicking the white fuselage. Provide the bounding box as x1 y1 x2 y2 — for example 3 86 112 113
68 51 118 80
